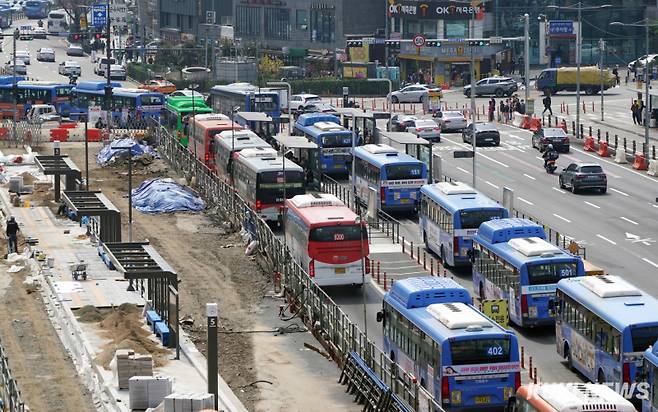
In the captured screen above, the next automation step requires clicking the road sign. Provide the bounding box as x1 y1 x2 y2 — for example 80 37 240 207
412 34 426 48
480 299 508 328
91 4 107 28
454 151 474 158
490 36 503 44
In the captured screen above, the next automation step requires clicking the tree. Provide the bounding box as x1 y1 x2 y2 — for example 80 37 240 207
54 0 96 34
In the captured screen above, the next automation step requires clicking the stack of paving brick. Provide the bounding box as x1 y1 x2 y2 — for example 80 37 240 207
116 349 153 389
129 375 173 409
163 393 216 412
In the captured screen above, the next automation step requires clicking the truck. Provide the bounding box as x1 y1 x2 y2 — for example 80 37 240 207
535 66 616 95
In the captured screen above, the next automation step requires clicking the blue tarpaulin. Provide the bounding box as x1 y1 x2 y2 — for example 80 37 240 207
131 178 205 214
96 138 159 166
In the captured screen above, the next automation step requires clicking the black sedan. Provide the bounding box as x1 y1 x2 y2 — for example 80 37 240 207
532 127 570 152
390 114 418 132
559 163 607 194
462 122 500 146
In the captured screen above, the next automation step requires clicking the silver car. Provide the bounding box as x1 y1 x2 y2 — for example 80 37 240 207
407 118 441 142
463 76 518 97
436 111 467 132
389 84 441 103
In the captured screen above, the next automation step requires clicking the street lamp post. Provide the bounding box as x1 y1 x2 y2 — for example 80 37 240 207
367 78 392 131
610 19 658 159
548 3 611 140
469 8 476 188
524 14 530 106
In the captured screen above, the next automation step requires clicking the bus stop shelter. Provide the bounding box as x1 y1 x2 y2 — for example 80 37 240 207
235 111 277 137
273 134 320 190
62 190 122 243
35 155 82 202
336 108 390 145
376 131 433 182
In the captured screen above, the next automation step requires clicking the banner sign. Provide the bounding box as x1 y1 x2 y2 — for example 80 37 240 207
387 1 485 20
547 20 576 38
443 362 519 376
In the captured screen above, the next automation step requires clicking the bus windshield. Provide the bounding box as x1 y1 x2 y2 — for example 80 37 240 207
141 95 164 105
459 209 504 229
527 261 579 285
631 326 658 352
309 225 367 242
386 164 423 180
257 171 305 204
450 338 510 365
321 133 352 148
253 96 277 112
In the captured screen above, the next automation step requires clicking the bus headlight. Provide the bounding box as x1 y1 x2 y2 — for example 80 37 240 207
394 192 400 200
504 387 514 400
451 390 462 405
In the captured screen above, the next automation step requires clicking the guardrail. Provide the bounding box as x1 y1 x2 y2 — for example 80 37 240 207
0 338 27 412
154 125 442 412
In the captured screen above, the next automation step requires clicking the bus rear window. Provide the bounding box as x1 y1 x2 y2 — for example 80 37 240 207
631 326 658 352
459 209 504 229
309 225 367 242
527 261 578 285
253 95 277 112
141 95 163 105
450 338 510 365
385 164 422 180
256 171 305 204
321 133 352 148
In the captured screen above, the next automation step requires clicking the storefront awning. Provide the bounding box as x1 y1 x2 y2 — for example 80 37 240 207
398 54 484 63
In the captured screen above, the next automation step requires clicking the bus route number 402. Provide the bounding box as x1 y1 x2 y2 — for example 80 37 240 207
487 346 503 356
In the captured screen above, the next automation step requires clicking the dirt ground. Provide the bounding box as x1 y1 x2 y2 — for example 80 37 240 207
61 142 359 412
0 261 97 412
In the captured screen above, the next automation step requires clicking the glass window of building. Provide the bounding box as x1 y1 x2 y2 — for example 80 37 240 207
236 6 260 36
310 7 335 43
296 9 308 30
265 8 290 40
445 21 468 38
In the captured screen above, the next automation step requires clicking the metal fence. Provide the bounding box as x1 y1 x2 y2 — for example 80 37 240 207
0 120 44 148
154 125 442 412
0 338 27 412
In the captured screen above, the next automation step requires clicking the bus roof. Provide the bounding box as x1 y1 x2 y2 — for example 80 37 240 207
165 98 212 113
477 218 546 244
421 181 505 214
0 75 25 85
286 194 358 226
518 383 636 412
16 80 68 88
295 113 340 127
214 130 270 151
236 151 303 173
478 235 580 269
210 84 279 96
192 117 241 132
305 121 351 137
558 275 658 331
74 81 122 92
388 277 471 309
354 144 423 168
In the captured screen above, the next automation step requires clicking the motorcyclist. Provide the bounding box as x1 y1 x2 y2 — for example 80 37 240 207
69 74 78 85
37 19 43 28
543 144 559 167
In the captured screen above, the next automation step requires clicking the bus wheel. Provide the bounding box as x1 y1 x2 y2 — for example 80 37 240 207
598 369 605 384
479 282 485 301
565 343 574 371
390 351 396 363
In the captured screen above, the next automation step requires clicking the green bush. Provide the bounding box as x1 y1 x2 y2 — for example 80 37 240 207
288 78 400 96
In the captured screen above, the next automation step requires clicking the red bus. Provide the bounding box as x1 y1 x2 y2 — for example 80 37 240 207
284 193 369 287
189 113 241 171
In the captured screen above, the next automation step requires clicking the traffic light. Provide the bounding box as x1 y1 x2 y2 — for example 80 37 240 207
468 40 489 47
425 40 442 47
73 34 80 41
95 33 102 40
346 39 363 47
384 40 401 48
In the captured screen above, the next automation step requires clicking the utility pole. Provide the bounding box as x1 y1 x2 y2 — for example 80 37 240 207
105 0 113 135
470 9 476 188
524 14 530 106
12 28 18 144
599 38 604 121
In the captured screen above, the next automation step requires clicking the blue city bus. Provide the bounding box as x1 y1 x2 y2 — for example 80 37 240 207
473 218 584 328
643 340 658 412
420 181 508 267
0 5 13 29
24 0 50 18
354 144 427 214
208 83 281 130
71 81 165 123
295 113 352 175
378 276 520 410
0 80 73 117
555 275 658 408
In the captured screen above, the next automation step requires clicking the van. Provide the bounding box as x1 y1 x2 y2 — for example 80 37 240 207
27 104 58 123
94 57 116 75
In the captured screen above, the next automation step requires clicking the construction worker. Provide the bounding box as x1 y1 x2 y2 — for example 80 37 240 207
6 216 19 255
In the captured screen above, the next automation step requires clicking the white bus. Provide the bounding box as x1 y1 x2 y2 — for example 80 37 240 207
47 10 68 35
510 383 636 412
213 129 271 183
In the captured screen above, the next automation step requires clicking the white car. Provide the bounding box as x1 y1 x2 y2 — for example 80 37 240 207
406 118 441 142
289 93 321 112
66 43 84 56
4 59 26 75
94 57 116 75
107 64 126 80
15 50 30 65
628 54 658 72
436 110 467 132
32 27 47 39
58 60 81 76
388 84 442 103
169 89 203 98
36 47 55 62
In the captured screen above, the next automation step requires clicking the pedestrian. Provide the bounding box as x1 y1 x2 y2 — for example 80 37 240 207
510 58 516 74
488 98 496 122
5 216 19 255
631 101 639 124
542 92 553 116
496 62 502 75
612 65 620 85
637 98 645 125
519 99 526 115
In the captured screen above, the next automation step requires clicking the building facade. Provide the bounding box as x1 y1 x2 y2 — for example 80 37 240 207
158 0 233 42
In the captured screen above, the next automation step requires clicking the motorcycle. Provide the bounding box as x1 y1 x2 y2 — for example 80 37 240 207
544 159 557 174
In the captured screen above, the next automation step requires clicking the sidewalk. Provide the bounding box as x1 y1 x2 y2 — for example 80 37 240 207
0 165 247 412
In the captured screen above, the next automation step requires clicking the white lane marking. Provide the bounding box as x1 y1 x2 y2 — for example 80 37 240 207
609 188 629 197
457 167 471 175
553 213 572 223
570 145 658 183
643 258 658 269
552 187 566 194
486 181 500 189
518 197 534 205
523 173 536 180
535 156 543 161
653 204 658 209
620 216 639 225
478 152 510 168
584 201 601 209
507 133 525 141
596 234 617 245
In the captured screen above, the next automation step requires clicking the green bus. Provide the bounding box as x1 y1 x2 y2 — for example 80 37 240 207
162 96 213 147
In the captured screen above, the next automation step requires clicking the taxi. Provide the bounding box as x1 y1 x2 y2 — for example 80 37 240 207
140 77 177 94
